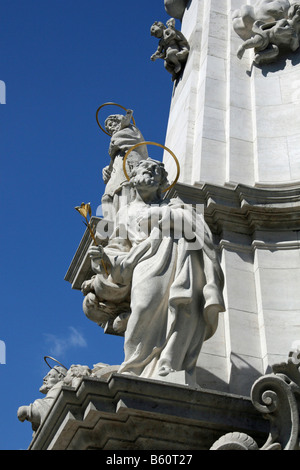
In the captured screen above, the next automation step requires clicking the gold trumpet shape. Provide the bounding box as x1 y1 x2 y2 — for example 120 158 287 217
75 202 92 220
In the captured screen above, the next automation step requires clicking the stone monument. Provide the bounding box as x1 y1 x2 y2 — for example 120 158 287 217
18 0 300 451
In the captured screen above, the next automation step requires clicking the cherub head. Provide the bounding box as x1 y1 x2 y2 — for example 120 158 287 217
104 114 124 135
150 21 166 38
63 364 92 388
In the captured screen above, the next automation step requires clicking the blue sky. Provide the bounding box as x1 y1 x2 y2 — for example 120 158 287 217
0 0 175 450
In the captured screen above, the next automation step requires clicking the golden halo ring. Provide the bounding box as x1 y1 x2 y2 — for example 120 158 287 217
96 102 136 136
123 141 180 193
44 356 68 374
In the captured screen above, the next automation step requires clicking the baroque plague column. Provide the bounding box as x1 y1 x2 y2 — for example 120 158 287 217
17 0 300 451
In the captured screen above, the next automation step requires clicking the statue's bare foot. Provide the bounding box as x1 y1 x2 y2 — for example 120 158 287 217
158 365 175 377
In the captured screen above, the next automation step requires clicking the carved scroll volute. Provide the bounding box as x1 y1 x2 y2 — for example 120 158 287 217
210 432 259 450
251 373 299 450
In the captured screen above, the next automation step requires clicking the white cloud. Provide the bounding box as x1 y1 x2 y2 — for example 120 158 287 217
44 326 87 357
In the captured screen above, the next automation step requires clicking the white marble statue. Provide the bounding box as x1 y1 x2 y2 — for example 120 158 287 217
63 364 92 388
83 158 225 382
17 363 94 431
233 0 300 63
17 366 66 431
101 109 148 222
233 0 292 39
150 18 190 81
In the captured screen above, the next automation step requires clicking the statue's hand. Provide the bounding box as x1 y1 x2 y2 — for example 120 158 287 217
81 278 94 295
17 405 29 422
102 166 111 184
88 245 104 261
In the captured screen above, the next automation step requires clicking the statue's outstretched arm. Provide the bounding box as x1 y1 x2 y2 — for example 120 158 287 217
120 109 133 130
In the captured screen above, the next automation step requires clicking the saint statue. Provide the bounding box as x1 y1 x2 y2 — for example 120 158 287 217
101 109 148 222
82 158 225 382
17 365 66 431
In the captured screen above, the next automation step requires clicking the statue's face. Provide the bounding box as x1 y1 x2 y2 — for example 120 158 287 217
134 160 163 189
150 23 164 38
105 116 121 135
39 369 60 393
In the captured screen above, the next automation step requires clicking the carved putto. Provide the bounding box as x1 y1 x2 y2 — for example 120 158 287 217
233 0 300 64
150 18 190 80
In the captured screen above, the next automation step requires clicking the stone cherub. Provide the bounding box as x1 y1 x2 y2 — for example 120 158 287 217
82 158 225 382
237 8 300 64
233 0 300 63
150 18 190 81
232 0 292 40
101 109 148 223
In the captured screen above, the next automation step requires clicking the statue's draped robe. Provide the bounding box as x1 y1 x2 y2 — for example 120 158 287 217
94 197 225 379
27 382 63 431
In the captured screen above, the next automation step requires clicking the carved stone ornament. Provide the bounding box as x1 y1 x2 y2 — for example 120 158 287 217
210 342 300 450
232 0 300 64
150 18 190 81
17 360 118 432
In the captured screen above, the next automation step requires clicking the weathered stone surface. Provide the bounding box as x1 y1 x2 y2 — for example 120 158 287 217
28 374 268 450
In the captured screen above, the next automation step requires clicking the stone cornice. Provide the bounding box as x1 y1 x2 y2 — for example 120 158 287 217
168 182 300 235
28 374 268 450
